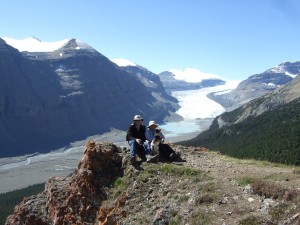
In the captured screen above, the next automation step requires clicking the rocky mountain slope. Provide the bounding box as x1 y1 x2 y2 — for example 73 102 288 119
208 61 300 110
216 74 300 126
5 141 300 225
0 38 178 157
111 61 180 119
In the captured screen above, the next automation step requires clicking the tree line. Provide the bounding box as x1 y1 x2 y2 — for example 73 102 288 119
0 183 45 225
178 98 300 165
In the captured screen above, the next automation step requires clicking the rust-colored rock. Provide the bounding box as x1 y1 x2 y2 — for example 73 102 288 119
97 192 127 225
5 141 124 225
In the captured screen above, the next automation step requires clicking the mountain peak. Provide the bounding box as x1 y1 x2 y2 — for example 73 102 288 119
266 61 300 78
61 38 95 52
2 37 70 52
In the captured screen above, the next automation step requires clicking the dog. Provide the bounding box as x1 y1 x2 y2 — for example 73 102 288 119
150 128 164 155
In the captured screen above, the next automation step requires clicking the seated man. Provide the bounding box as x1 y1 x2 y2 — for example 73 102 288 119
126 115 148 165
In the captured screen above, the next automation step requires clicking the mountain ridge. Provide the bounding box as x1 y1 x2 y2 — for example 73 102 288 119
208 61 300 110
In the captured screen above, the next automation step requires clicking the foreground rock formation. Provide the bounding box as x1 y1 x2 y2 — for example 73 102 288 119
5 141 125 225
5 141 300 225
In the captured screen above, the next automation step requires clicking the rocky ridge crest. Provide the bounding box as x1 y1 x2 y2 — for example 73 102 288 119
5 141 300 225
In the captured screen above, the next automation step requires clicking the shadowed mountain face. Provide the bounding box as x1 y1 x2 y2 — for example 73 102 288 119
0 38 178 157
208 62 300 110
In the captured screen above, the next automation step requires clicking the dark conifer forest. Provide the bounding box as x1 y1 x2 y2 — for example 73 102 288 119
178 98 300 165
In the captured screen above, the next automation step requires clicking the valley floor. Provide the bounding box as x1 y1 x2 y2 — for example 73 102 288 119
0 122 205 194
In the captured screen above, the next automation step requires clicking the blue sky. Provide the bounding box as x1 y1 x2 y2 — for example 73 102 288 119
1 0 300 80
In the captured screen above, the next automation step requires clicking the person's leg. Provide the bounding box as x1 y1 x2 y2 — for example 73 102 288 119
128 140 136 158
136 144 147 161
143 142 150 155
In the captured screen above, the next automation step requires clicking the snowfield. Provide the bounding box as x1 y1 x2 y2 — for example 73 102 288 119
172 80 240 119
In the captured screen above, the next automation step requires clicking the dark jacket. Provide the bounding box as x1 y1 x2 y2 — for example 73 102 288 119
126 124 146 142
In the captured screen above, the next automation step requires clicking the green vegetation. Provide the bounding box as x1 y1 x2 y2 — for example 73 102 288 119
157 163 204 177
178 98 300 165
110 176 129 199
239 215 264 225
237 176 255 186
0 183 45 225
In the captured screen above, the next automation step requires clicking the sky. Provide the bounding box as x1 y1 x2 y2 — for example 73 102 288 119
1 0 300 80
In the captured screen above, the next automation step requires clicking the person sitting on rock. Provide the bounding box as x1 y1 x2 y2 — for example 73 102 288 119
145 120 177 161
126 115 148 165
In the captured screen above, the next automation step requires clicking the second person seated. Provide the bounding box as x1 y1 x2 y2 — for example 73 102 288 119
145 120 177 161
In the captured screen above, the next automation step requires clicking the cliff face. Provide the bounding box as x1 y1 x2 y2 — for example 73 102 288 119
5 141 125 225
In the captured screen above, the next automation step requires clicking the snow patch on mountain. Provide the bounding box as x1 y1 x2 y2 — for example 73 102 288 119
73 39 95 51
169 67 224 83
111 58 137 67
267 63 298 78
1 37 95 53
2 37 70 52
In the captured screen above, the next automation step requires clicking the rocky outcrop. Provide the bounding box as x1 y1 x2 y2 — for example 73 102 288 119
5 141 125 225
5 141 300 225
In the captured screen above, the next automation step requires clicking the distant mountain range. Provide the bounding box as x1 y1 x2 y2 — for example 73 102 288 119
208 61 300 110
158 69 226 93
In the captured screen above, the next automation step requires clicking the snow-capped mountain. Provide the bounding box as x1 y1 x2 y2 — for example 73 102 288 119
170 68 224 83
111 58 137 67
2 37 94 52
266 61 300 78
158 68 227 93
208 61 300 110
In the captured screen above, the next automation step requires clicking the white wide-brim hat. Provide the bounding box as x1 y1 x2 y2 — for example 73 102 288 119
147 120 158 127
133 115 143 121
